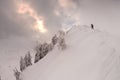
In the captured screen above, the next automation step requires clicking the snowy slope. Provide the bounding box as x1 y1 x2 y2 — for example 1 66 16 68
23 25 120 80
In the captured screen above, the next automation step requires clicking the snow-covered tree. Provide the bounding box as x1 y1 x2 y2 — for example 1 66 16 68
20 57 26 72
48 43 54 51
34 51 40 63
13 68 21 80
58 30 65 38
52 35 58 45
42 43 49 55
58 37 66 50
24 52 32 67
34 43 50 63
34 44 42 63
57 30 66 50
34 43 42 63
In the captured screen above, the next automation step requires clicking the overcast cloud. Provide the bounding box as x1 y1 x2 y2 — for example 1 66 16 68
0 0 120 39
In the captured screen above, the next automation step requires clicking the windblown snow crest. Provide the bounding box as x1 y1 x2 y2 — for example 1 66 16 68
22 25 120 80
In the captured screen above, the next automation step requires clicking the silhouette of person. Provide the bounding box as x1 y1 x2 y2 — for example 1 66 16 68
91 24 94 29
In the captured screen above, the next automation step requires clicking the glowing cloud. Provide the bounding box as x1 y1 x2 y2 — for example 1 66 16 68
34 20 47 33
58 0 76 10
15 0 47 33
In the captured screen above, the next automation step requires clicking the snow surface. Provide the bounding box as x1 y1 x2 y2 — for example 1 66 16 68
22 25 120 80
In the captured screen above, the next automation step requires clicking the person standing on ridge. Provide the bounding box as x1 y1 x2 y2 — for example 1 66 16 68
91 24 94 29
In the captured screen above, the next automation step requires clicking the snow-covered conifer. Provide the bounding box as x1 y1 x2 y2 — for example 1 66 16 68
58 37 66 50
52 35 58 45
13 68 21 80
20 57 26 72
24 52 32 67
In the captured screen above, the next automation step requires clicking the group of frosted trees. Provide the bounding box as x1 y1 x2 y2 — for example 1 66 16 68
34 42 54 63
34 30 66 63
20 52 32 72
13 30 66 80
13 52 32 80
19 30 66 73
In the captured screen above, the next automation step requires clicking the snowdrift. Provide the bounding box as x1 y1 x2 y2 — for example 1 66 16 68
23 25 120 80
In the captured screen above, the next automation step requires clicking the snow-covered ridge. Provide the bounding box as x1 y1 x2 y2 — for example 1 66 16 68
21 25 120 80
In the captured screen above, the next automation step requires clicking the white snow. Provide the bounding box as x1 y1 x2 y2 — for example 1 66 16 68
22 25 120 80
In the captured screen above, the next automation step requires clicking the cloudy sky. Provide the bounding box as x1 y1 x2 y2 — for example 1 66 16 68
0 0 120 39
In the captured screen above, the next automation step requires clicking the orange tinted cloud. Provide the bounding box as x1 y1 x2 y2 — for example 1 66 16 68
15 0 47 33
58 0 76 10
